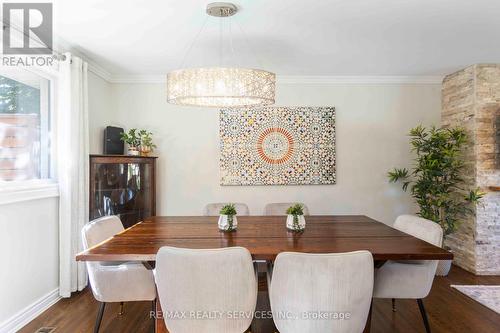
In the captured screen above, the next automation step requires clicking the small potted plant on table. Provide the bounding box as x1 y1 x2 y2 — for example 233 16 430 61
286 203 306 232
219 204 238 232
120 128 141 156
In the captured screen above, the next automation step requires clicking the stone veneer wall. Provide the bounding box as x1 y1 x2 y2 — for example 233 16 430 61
442 64 500 275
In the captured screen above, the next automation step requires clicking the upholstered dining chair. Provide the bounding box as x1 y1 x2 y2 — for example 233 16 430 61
82 216 156 333
373 214 443 333
269 251 374 333
264 202 310 215
155 246 258 333
203 202 250 216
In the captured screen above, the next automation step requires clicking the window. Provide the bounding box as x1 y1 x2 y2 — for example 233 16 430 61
0 69 52 182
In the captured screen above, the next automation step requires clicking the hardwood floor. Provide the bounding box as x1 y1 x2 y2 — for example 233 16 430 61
19 265 499 333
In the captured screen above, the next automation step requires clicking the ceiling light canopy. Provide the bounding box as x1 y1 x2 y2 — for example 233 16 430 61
166 2 276 108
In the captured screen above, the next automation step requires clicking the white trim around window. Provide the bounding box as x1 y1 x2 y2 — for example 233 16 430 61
0 64 59 204
0 179 59 205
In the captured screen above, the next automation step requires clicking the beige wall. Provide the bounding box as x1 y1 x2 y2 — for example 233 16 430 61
94 82 441 224
88 71 113 154
0 197 59 326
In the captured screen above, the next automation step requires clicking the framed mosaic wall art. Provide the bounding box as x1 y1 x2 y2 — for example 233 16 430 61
220 106 336 185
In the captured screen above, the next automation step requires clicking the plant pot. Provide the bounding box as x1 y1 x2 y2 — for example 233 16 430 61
127 147 140 156
286 214 305 231
218 214 237 231
436 259 452 276
435 246 453 276
140 146 152 156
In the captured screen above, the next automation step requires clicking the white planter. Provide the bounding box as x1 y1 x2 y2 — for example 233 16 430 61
436 259 452 276
436 247 453 276
286 214 305 231
128 147 140 156
218 214 238 231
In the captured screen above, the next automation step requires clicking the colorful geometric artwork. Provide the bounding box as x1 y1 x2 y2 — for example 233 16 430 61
220 106 336 185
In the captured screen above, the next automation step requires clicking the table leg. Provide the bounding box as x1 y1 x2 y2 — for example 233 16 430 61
374 260 387 268
363 300 373 333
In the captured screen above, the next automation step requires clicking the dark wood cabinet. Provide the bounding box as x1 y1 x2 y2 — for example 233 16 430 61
89 154 157 228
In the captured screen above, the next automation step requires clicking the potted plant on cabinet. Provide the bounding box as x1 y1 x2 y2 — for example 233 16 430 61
388 125 484 276
139 130 157 156
219 204 238 232
286 203 306 232
120 128 141 156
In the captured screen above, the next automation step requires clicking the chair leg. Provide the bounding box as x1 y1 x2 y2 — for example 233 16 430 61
119 301 124 315
152 300 156 333
266 261 273 290
417 299 431 333
392 298 396 312
94 302 106 333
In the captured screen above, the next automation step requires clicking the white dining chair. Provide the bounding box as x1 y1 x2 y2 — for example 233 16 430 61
373 214 443 333
155 246 257 333
269 251 374 333
263 202 310 215
82 216 156 333
203 202 250 216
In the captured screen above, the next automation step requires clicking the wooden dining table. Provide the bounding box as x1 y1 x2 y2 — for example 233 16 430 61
76 215 452 333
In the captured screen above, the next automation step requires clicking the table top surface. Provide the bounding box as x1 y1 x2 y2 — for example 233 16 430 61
76 215 453 262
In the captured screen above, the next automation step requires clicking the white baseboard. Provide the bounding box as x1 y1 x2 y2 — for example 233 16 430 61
0 288 61 333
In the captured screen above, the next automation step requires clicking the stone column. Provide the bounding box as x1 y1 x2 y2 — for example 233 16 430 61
442 64 500 275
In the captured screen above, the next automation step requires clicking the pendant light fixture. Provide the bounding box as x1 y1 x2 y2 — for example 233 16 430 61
167 2 276 108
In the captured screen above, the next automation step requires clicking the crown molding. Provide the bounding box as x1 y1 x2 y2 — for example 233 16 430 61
54 38 443 85
87 61 113 82
98 73 443 85
108 74 166 84
277 75 443 85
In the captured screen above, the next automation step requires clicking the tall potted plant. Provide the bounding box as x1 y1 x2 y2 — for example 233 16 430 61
388 125 483 275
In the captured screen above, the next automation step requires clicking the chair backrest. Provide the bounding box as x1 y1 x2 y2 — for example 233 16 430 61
392 214 443 291
81 215 125 301
393 215 443 247
270 251 373 333
155 246 257 333
264 202 310 216
82 215 124 249
203 203 250 216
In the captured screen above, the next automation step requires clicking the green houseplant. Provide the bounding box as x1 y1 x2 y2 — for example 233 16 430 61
388 125 484 275
120 128 141 155
120 129 157 156
286 203 306 232
219 204 238 231
139 130 157 156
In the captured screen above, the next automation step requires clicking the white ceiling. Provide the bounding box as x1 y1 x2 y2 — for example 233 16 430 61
54 0 500 77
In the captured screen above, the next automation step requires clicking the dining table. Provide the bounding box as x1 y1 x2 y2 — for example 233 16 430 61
76 215 453 333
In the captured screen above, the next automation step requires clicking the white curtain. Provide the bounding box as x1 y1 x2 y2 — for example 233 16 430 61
58 52 89 297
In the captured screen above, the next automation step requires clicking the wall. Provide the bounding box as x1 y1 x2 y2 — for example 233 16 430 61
0 197 59 330
442 64 500 275
107 82 441 224
88 71 113 154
